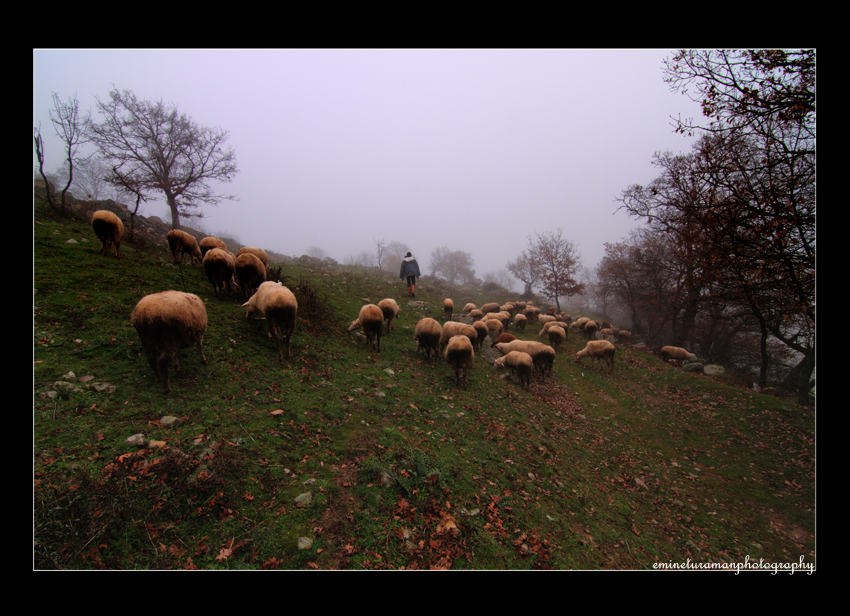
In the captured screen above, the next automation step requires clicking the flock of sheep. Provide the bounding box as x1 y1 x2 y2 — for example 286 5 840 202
90 209 697 394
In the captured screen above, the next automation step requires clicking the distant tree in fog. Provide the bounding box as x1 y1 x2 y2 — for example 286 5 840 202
430 246 475 288
381 241 410 275
306 246 329 260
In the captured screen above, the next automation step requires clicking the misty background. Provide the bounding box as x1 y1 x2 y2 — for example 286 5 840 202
33 49 704 289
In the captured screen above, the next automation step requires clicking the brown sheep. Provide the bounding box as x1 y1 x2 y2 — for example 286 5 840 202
468 309 484 322
480 302 501 315
236 246 269 268
378 298 401 334
660 346 696 366
414 317 442 366
575 340 616 373
584 320 598 339
348 304 384 353
130 290 208 394
199 236 227 257
203 248 237 299
493 351 533 391
439 321 478 352
235 252 267 301
167 229 203 265
443 298 454 321
445 335 474 387
491 332 517 348
462 303 477 314
242 281 298 362
91 210 124 258
494 340 555 381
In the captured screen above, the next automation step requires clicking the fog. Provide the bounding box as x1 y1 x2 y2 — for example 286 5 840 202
33 49 704 287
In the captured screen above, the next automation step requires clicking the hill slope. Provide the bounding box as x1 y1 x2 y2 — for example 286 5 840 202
33 203 815 570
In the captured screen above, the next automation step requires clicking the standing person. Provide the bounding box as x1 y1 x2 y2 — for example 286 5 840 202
399 252 421 297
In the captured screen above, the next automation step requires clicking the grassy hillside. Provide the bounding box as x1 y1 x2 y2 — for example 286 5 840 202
33 203 816 570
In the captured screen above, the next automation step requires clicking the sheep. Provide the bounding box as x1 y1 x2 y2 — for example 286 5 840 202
439 321 478 352
444 334 474 387
468 309 484 322
491 332 516 348
538 314 556 325
573 317 590 330
484 318 503 340
472 321 490 351
242 281 298 363
522 306 541 323
462 303 477 314
513 313 527 333
130 290 208 394
584 320 598 339
493 351 533 391
480 302 501 315
494 340 555 381
203 247 237 299
414 317 442 366
235 252 266 301
378 298 401 334
348 304 384 353
547 325 567 352
615 330 632 344
575 340 616 373
443 298 454 321
167 229 203 266
199 236 227 257
91 210 124 258
538 320 568 339
660 346 696 366
236 246 270 268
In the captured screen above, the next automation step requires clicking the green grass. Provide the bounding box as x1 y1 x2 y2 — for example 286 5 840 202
33 203 815 570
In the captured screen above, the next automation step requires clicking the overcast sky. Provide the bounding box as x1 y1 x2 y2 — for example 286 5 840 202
33 49 705 287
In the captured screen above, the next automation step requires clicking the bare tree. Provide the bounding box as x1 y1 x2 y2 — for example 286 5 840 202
33 92 90 217
88 88 238 229
381 241 410 275
373 238 388 273
505 250 543 297
430 246 475 289
524 228 584 313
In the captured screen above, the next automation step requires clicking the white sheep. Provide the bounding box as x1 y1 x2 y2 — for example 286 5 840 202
130 290 208 394
660 346 696 366
493 350 533 391
462 303 477 314
166 229 203 265
439 321 478 352
575 340 616 373
468 309 484 322
378 298 401 334
235 252 266 301
513 313 527 333
236 246 270 268
445 334 474 387
472 321 490 351
199 236 227 257
584 320 598 339
494 340 555 381
480 302 501 315
414 317 442 366
443 298 454 321
203 247 237 299
91 210 124 258
348 304 384 353
547 325 567 352
242 281 298 363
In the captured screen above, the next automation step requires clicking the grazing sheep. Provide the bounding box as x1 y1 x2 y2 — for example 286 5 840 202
378 298 401 334
600 328 620 336
472 321 490 352
348 304 384 353
203 247 237 299
445 335 474 387
462 303 477 314
491 332 516 348
242 281 298 363
469 309 484 322
615 330 632 343
493 351 533 391
480 302 501 315
547 325 567 352
573 317 590 330
538 320 568 338
660 346 696 366
439 321 478 352
414 317 442 366
513 313 527 333
167 229 203 266
538 314 556 325
199 236 227 257
130 290 208 394
235 252 267 301
443 298 454 321
522 306 541 323
91 210 124 258
494 340 555 381
484 318 503 340
575 340 616 373
236 246 270 268
584 320 598 339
